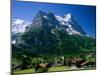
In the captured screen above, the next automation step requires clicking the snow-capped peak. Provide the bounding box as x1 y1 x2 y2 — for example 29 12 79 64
55 13 85 35
66 13 71 20
12 19 31 34
55 13 72 26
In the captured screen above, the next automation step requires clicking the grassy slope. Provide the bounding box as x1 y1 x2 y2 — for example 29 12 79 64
15 66 95 74
15 66 69 74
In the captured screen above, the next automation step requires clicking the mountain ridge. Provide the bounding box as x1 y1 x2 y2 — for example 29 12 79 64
12 11 86 36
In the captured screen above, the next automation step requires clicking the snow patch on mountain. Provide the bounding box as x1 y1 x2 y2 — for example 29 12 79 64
43 15 48 18
55 13 82 35
12 19 31 34
12 40 16 44
55 13 71 26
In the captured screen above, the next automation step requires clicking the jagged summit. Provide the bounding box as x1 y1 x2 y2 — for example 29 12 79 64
38 10 47 16
31 10 60 30
63 13 72 21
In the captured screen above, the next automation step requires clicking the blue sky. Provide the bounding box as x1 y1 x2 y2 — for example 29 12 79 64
12 0 96 37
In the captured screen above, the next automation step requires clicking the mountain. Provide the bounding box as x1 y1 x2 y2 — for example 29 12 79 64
12 11 86 36
12 11 96 58
29 11 86 36
12 11 87 45
12 19 31 34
